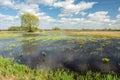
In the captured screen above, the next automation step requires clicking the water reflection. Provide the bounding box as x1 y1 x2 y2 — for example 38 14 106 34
0 34 120 74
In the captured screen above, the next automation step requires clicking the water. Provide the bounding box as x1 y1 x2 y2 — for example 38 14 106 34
0 33 120 73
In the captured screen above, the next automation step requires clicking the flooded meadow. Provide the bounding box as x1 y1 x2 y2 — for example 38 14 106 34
0 31 120 74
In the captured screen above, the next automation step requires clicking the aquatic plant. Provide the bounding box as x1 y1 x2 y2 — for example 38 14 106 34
117 42 120 44
4 48 9 52
89 38 98 42
19 52 23 57
76 38 85 44
41 51 47 56
104 41 111 45
102 57 110 63
9 44 16 48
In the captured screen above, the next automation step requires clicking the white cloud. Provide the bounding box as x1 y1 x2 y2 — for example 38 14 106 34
79 12 87 16
86 11 120 29
0 13 18 22
26 0 97 17
54 1 97 17
16 3 39 15
52 11 119 29
35 12 57 29
117 14 120 19
118 7 120 11
0 13 20 29
26 0 55 6
0 0 14 8
37 12 55 22
88 11 110 22
0 0 39 15
112 14 120 29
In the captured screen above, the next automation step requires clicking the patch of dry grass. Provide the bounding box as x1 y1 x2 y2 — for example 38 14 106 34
44 30 120 38
0 31 120 39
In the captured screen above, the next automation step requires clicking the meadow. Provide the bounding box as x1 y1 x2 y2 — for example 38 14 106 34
0 30 120 80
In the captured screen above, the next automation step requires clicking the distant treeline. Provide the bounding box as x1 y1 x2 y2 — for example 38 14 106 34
0 26 120 31
45 29 120 31
64 29 120 31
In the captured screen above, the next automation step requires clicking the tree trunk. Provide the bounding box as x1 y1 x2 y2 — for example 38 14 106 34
28 24 33 32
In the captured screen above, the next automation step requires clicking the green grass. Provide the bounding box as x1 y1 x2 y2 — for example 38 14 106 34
0 32 21 39
15 34 69 42
0 56 48 80
0 56 120 80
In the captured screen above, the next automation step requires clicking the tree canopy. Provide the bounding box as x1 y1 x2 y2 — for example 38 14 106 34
21 13 39 32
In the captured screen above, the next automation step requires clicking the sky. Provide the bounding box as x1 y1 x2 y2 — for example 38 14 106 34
0 0 120 29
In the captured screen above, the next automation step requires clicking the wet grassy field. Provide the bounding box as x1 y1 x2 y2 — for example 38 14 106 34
0 31 120 80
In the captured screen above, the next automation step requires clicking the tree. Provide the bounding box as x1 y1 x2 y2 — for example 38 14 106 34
52 27 61 30
21 13 39 32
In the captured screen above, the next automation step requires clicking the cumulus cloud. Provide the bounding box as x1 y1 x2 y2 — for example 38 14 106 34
88 11 110 22
0 13 18 22
118 7 120 11
26 0 97 17
0 0 39 15
0 13 20 29
52 11 118 29
54 1 97 17
26 0 55 6
117 14 120 19
16 3 39 15
0 0 14 8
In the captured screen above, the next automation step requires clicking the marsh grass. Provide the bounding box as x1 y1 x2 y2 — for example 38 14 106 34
63 31 120 38
0 56 49 80
41 51 47 56
0 31 120 39
76 38 86 44
0 56 120 80
0 32 21 39
19 52 23 57
102 57 110 63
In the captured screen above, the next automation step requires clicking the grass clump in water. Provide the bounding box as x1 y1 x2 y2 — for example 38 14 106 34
102 57 110 63
41 51 47 56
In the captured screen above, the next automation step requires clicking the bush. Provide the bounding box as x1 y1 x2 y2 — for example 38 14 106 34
52 27 61 30
8 26 20 31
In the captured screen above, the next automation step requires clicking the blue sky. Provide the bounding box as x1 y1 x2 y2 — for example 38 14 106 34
0 0 120 29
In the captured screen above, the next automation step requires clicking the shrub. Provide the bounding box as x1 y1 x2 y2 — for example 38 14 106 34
52 27 61 30
8 26 20 31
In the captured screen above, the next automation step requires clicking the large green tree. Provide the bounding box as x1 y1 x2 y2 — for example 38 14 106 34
21 13 39 32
